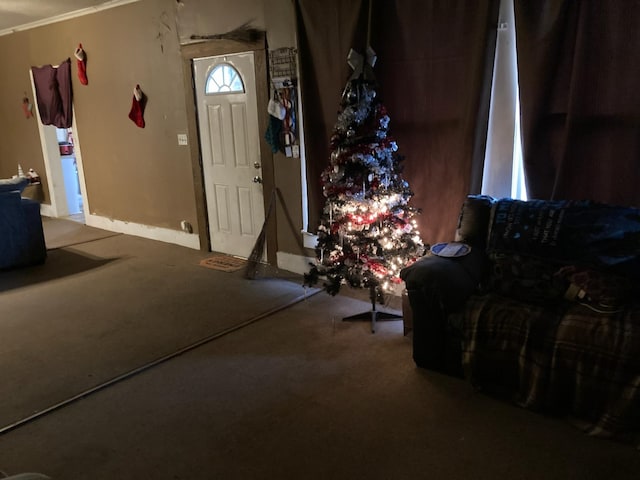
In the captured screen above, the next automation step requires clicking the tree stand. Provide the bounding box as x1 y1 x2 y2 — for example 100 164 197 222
343 284 402 333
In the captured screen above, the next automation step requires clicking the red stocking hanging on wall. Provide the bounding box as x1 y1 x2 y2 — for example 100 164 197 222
128 84 146 128
74 43 88 85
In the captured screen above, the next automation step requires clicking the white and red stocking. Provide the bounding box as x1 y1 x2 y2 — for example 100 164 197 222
128 85 146 128
74 43 88 85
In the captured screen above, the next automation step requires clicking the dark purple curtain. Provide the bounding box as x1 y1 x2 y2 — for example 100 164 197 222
296 0 499 242
31 58 73 129
370 0 499 242
515 0 640 207
295 0 369 230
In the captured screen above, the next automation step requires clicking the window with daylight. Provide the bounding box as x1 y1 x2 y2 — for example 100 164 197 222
205 64 244 94
482 0 528 200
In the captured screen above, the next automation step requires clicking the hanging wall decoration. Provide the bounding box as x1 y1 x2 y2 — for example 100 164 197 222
74 43 88 85
128 84 147 128
267 47 299 157
189 21 264 42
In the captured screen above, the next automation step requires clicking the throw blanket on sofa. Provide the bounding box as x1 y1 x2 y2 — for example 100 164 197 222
487 198 640 279
462 293 640 442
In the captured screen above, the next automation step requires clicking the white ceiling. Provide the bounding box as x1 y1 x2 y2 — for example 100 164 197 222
0 0 138 34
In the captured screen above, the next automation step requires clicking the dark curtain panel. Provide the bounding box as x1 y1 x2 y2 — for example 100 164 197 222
515 0 640 207
31 58 73 129
370 0 499 243
296 0 499 242
295 0 369 230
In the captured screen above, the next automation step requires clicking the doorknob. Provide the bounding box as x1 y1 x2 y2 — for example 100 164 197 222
253 176 263 184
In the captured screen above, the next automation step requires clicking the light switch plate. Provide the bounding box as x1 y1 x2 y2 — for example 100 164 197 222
177 134 188 146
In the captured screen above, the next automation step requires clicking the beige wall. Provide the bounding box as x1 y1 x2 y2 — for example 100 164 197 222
0 0 195 230
176 0 295 48
0 0 306 258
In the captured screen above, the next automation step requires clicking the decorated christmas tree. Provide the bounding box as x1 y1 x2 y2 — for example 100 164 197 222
304 49 425 298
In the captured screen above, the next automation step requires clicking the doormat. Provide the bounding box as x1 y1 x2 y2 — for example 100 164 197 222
199 254 246 272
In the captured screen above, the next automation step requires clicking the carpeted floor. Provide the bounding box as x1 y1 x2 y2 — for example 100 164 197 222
0 226 317 430
0 221 639 479
1 292 639 479
41 216 121 249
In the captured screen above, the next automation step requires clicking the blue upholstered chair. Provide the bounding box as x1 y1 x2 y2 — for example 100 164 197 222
0 177 47 269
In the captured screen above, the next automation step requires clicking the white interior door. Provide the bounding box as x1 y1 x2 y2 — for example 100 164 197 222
193 52 265 258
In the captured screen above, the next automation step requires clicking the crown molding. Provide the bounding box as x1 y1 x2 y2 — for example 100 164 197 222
0 0 142 37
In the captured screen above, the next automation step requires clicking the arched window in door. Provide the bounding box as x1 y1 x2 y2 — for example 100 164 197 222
205 64 245 94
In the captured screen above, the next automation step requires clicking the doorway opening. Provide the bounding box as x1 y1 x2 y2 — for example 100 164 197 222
192 52 266 259
55 126 84 223
29 69 89 224
180 35 275 262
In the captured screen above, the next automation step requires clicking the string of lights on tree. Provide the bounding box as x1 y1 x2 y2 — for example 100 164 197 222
304 48 425 296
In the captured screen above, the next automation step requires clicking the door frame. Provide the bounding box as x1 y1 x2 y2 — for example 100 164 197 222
193 52 265 259
180 35 276 265
29 69 89 220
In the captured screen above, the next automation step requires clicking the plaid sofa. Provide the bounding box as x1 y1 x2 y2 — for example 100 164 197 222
401 195 640 442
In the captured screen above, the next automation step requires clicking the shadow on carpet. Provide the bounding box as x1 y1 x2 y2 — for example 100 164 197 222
0 249 117 293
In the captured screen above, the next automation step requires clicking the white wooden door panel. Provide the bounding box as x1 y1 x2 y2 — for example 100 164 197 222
194 53 264 258
214 185 231 233
238 187 255 235
231 103 249 167
207 105 225 165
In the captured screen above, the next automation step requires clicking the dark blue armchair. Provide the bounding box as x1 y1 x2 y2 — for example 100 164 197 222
0 177 46 270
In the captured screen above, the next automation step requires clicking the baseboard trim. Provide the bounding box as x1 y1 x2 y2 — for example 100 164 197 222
85 213 201 250
39 203 55 218
277 251 316 276
276 251 405 297
302 231 318 249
